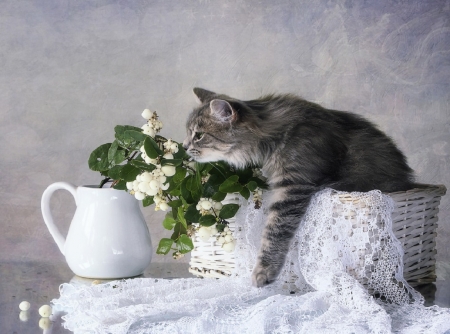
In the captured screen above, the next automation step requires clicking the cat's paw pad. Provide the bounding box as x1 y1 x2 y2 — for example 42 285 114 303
251 267 273 288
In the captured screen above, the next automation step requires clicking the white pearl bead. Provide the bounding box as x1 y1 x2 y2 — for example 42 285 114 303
38 304 52 318
39 317 51 329
19 301 30 311
201 200 212 210
19 311 29 322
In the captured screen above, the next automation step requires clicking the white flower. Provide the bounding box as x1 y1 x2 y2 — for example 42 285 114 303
161 165 176 177
141 109 154 120
163 153 174 159
142 124 156 137
134 191 146 201
209 225 218 235
222 240 236 253
141 172 152 182
138 182 150 193
146 187 158 196
159 202 169 211
196 197 223 216
198 226 212 242
149 179 160 190
126 182 134 190
163 139 179 154
200 200 212 210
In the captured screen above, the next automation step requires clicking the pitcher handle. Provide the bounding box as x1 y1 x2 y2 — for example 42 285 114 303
41 182 77 255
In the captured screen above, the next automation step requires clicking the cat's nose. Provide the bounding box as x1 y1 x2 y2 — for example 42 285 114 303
182 139 189 151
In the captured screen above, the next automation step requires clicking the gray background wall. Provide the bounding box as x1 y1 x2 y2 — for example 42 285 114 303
1 0 449 275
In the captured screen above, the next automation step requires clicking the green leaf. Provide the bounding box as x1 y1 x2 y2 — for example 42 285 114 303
249 177 269 189
88 143 112 171
162 213 177 230
177 207 187 229
186 175 202 202
161 158 183 167
202 183 216 198
246 180 258 192
180 177 195 204
120 164 141 182
171 222 187 240
130 160 157 172
168 199 182 208
173 166 187 184
114 125 142 135
211 191 227 202
108 140 126 165
156 238 174 255
219 204 240 219
239 187 250 200
124 129 147 142
219 175 243 193
107 165 124 180
184 204 201 223
169 187 181 197
216 223 226 232
143 137 162 159
113 180 127 190
235 167 253 184
199 214 217 226
142 196 154 207
176 234 194 254
114 126 143 150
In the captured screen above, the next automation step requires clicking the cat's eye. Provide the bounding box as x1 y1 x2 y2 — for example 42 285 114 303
194 132 204 141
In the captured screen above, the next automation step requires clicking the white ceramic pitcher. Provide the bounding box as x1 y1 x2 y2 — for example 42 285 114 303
41 182 152 279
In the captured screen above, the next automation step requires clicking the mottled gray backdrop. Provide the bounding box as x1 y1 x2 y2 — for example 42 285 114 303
1 1 449 276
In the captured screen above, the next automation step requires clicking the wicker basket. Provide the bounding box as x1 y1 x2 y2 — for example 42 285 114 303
188 185 447 286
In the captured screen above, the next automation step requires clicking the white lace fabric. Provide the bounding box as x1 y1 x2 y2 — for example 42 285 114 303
52 189 450 333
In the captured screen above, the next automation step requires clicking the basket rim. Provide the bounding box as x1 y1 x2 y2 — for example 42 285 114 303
388 184 447 196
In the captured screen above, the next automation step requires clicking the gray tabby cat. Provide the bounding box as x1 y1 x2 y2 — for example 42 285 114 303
183 88 414 288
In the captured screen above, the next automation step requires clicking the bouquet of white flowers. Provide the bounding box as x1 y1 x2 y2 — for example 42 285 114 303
88 109 266 258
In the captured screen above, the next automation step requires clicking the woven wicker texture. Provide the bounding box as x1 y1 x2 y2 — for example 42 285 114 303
189 185 446 285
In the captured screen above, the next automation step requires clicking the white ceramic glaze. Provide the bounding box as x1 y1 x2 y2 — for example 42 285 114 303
41 182 152 279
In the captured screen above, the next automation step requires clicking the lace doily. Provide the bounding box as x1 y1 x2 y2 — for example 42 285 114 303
52 189 450 333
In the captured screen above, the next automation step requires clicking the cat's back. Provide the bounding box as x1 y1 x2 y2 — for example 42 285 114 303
249 94 414 192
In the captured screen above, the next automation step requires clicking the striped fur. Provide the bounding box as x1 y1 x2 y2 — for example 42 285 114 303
183 88 414 287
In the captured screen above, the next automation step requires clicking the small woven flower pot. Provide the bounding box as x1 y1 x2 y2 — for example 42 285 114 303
189 184 446 286
189 194 240 278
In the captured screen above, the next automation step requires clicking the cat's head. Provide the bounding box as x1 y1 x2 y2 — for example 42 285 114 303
183 88 260 168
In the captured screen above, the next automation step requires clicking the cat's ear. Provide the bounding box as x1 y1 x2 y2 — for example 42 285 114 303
193 87 216 104
210 99 237 122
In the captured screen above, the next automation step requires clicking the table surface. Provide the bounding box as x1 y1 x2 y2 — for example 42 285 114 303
1 260 450 333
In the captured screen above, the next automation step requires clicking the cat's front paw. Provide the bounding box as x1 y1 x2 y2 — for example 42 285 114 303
252 265 275 288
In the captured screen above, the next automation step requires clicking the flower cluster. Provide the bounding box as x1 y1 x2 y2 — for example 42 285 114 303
197 225 218 242
89 106 267 258
126 166 170 203
163 139 179 154
141 109 163 138
216 226 236 252
196 198 223 216
196 224 235 252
